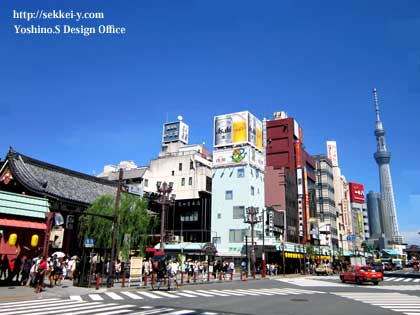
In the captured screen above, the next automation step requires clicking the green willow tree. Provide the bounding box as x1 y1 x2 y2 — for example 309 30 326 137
79 193 157 260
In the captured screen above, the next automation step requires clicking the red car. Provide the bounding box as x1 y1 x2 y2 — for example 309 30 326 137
340 265 383 285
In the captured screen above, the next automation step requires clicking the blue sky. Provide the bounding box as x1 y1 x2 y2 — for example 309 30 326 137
1 1 419 243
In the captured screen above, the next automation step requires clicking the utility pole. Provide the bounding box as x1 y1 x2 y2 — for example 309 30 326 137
262 208 266 278
245 207 260 279
107 168 123 287
157 182 173 251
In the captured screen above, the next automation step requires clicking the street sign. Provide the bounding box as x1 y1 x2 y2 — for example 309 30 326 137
346 235 356 241
85 238 94 248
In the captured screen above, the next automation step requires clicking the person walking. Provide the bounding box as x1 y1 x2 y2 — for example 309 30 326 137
35 256 47 293
0 255 10 280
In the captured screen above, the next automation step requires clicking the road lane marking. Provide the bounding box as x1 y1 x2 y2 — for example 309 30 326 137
120 291 144 299
104 292 124 300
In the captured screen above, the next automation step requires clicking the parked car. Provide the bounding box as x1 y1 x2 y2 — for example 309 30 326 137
315 264 333 276
340 265 383 285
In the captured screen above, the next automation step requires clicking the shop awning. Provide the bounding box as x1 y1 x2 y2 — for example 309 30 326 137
382 249 400 256
0 218 47 230
0 190 49 218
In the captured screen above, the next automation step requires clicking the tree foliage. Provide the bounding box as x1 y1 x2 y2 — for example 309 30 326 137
79 193 157 259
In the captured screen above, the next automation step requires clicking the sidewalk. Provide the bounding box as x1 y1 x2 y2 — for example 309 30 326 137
0 273 308 301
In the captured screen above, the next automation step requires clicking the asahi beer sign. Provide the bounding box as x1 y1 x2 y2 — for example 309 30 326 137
214 111 262 151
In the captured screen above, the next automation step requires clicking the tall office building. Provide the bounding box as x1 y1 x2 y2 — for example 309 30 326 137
372 89 401 244
211 111 265 258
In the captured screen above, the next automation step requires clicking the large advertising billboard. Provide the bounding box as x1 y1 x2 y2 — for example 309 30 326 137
162 121 189 144
349 182 365 203
213 147 264 171
214 111 262 151
326 141 339 167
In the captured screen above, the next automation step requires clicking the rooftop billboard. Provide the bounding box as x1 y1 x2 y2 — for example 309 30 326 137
162 121 189 144
214 111 262 151
349 182 365 203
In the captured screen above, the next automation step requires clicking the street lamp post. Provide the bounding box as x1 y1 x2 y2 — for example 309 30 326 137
156 182 173 251
245 207 260 279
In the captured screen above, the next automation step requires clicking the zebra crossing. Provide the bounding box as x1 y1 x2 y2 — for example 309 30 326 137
71 287 324 302
275 276 356 287
276 276 420 288
384 277 420 283
0 298 219 315
332 292 420 315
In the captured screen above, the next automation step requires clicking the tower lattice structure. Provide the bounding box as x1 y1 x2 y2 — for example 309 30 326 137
372 88 401 244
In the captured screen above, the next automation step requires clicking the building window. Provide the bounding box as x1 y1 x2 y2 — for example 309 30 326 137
233 206 245 219
172 170 175 176
237 168 245 178
217 213 222 219
229 229 246 243
225 190 233 200
188 177 192 185
169 182 174 188
144 179 148 187
179 163 182 171
212 236 221 244
190 161 194 169
181 178 185 186
157 181 161 188
256 170 259 178
181 211 198 222
251 186 255 196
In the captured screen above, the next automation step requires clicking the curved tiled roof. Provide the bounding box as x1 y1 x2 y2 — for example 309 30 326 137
6 148 117 206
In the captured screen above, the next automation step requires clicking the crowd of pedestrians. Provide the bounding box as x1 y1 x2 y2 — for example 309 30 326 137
0 253 79 293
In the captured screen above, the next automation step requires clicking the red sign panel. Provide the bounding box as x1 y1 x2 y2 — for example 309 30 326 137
349 182 365 203
295 139 302 168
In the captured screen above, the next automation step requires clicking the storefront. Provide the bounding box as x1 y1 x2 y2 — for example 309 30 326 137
0 190 49 259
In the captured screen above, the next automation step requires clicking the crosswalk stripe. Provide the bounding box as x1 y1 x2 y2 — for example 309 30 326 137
220 290 245 296
414 279 420 282
93 309 134 315
404 278 413 282
234 289 260 296
181 290 213 297
246 289 275 296
393 278 403 281
89 294 104 301
104 292 124 300
136 291 162 299
153 291 179 298
120 291 144 299
384 278 394 281
0 299 66 310
206 290 230 296
164 311 196 315
61 304 135 315
0 301 89 315
175 292 198 297
130 309 175 315
0 298 60 307
69 295 83 301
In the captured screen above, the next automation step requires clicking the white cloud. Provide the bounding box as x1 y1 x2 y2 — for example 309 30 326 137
401 231 420 245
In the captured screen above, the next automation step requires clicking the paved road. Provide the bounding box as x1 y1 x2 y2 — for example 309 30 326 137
1 275 420 314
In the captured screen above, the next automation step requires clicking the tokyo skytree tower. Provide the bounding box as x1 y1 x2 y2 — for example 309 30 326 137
372 88 401 244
